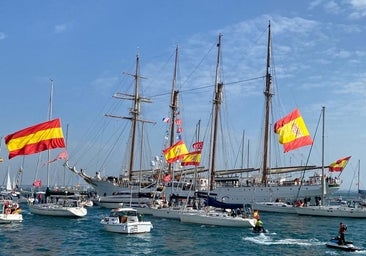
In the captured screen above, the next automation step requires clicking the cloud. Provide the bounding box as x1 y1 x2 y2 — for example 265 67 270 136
324 1 342 14
0 32 7 40
54 24 67 33
349 0 366 18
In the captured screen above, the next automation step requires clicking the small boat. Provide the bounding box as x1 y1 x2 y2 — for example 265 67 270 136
326 237 362 252
28 194 87 218
100 207 153 234
0 200 23 224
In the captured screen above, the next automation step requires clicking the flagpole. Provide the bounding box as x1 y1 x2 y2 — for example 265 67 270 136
47 79 54 188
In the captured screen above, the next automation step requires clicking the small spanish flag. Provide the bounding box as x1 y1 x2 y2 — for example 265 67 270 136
163 140 188 163
181 151 202 166
329 156 351 172
5 118 66 159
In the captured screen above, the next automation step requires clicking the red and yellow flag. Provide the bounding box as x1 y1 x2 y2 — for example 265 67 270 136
181 151 202 166
329 156 351 172
163 140 188 163
274 108 313 153
5 118 66 159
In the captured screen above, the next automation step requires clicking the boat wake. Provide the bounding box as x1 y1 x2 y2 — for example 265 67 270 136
244 233 323 247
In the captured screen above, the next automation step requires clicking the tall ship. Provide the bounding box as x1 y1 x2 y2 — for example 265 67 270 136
66 22 341 204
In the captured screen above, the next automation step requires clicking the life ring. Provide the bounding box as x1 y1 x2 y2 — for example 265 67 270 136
5 208 11 214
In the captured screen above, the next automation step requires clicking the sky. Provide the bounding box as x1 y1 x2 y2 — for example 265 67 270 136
0 0 366 192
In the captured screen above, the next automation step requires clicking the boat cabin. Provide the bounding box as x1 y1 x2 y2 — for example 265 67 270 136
109 208 141 223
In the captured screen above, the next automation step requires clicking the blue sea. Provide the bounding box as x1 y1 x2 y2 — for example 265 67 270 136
1 204 366 256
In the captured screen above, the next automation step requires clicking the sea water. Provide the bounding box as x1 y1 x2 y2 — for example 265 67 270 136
0 205 365 256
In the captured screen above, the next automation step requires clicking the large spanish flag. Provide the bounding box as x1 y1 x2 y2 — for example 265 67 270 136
274 108 313 153
163 140 188 163
329 156 351 172
5 118 66 159
181 151 202 166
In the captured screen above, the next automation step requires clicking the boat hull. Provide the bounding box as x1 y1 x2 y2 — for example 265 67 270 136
101 221 153 234
151 207 202 220
86 178 339 205
28 203 87 217
100 207 153 234
180 211 256 227
252 202 297 214
296 206 366 218
326 239 361 251
0 213 23 224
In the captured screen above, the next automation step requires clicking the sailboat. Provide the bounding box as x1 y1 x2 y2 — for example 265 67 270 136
145 47 205 219
178 34 258 228
25 80 87 218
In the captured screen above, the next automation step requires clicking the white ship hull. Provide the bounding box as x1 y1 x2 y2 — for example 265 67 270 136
86 178 340 205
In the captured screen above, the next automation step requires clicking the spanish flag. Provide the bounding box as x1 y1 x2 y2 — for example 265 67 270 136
274 108 313 153
163 140 188 163
5 118 66 159
329 156 351 172
181 151 202 166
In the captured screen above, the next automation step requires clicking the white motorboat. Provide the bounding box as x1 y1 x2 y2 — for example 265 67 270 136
0 200 23 224
100 207 153 234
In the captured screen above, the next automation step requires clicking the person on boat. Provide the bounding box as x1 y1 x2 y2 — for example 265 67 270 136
338 222 347 245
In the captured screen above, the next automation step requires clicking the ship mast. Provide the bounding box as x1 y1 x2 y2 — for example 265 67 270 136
210 33 223 191
106 55 154 182
168 46 179 176
261 21 273 185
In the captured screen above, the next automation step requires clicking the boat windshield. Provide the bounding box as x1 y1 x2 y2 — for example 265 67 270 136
111 210 137 217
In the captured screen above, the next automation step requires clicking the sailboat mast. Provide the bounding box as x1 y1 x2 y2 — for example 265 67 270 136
107 55 154 182
261 22 272 185
47 79 54 187
168 47 179 176
210 33 223 191
358 159 361 193
128 55 141 182
321 106 325 205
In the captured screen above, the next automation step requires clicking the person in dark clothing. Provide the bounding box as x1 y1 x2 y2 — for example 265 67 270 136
338 222 347 245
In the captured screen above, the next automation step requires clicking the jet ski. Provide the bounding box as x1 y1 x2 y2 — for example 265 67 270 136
326 237 362 252
252 226 267 234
